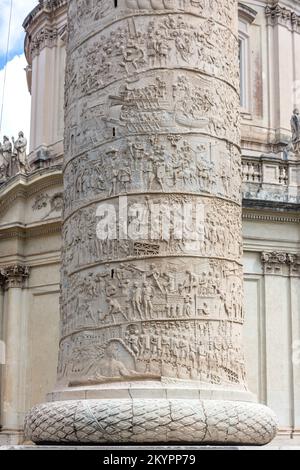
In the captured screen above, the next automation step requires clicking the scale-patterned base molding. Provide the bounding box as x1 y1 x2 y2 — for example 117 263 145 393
25 399 278 445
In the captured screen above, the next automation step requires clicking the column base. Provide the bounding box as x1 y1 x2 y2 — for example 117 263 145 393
0 431 25 445
25 398 277 446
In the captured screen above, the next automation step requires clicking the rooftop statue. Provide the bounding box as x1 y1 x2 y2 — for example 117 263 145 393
12 131 29 174
0 136 12 179
0 132 29 183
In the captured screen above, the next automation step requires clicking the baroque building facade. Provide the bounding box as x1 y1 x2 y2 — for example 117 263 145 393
0 0 299 444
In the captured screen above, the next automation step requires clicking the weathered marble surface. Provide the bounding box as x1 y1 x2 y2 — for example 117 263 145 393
24 0 277 445
60 0 246 392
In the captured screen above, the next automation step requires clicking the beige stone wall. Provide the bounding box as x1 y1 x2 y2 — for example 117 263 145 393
0 172 62 444
243 213 300 441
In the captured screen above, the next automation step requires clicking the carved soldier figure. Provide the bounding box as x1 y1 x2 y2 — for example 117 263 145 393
106 298 128 323
183 295 193 317
142 283 154 319
12 131 28 174
132 282 144 319
126 326 140 356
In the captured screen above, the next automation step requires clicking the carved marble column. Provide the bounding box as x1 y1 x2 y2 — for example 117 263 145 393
25 1 277 444
0 266 29 434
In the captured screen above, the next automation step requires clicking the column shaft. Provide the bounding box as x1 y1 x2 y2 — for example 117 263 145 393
25 1 277 445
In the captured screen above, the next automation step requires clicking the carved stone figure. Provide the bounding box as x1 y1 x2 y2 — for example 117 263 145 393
12 131 28 173
25 0 277 445
0 136 12 179
291 109 300 142
291 108 300 153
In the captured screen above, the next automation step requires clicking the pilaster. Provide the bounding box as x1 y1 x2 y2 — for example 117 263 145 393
261 250 300 431
0 265 30 441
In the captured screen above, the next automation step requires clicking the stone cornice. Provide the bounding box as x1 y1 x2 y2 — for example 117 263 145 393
242 211 300 223
261 251 300 276
243 198 300 212
0 219 62 241
0 168 63 219
238 2 258 24
23 0 67 31
0 265 30 289
266 2 300 32
23 0 67 61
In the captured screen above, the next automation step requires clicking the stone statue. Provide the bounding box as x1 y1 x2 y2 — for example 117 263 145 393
12 131 28 173
25 0 277 445
0 136 12 179
291 108 300 144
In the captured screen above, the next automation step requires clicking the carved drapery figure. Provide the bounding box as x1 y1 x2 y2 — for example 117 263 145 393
0 132 29 181
25 0 277 445
0 136 12 179
291 109 300 142
12 131 28 174
291 109 300 153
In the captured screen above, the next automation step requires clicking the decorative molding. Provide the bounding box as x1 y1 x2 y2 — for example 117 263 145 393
29 27 60 58
32 192 63 213
0 188 27 219
242 212 300 223
0 270 6 290
32 193 50 211
0 220 62 241
287 252 300 277
266 4 300 32
23 0 68 60
0 169 63 219
50 193 63 212
23 0 67 30
0 265 30 289
238 2 257 24
27 172 63 198
261 251 300 276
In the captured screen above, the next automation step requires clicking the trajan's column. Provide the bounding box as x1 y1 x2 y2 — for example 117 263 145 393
25 0 277 445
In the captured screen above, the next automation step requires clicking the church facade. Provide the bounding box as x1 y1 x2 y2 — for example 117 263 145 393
0 0 300 445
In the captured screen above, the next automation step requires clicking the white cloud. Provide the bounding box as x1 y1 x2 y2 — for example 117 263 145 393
0 54 31 142
0 0 38 56
0 1 37 145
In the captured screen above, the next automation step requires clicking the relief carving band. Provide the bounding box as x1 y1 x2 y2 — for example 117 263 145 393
25 0 277 445
59 258 245 386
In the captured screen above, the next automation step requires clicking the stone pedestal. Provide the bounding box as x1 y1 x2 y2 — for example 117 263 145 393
25 0 277 445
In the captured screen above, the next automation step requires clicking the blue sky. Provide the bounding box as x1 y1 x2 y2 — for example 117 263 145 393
0 0 38 141
0 0 37 60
